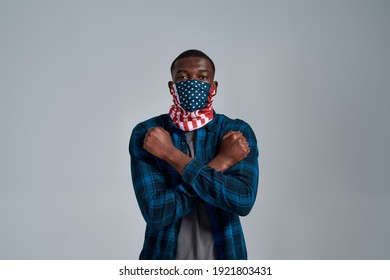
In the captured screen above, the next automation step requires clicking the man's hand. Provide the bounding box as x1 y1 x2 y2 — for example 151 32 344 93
143 128 249 175
208 131 250 172
219 131 250 166
143 127 175 161
143 127 192 174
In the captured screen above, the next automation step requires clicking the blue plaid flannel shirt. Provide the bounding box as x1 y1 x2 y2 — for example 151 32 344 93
129 112 259 259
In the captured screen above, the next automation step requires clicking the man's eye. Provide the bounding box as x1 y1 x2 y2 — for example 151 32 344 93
178 76 188 80
199 76 207 80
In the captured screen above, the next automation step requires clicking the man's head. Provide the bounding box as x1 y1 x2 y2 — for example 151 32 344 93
169 49 218 90
170 49 215 77
168 50 218 130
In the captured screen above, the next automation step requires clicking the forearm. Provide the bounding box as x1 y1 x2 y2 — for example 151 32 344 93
162 147 192 175
206 154 233 173
162 136 257 216
182 158 259 216
163 146 231 174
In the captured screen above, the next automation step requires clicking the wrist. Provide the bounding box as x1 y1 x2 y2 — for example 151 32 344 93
162 146 178 162
207 154 232 172
162 147 192 175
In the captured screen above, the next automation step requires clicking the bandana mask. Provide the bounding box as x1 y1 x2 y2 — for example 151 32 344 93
169 80 216 131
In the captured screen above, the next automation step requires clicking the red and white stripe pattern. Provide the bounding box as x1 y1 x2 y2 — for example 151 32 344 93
169 83 216 131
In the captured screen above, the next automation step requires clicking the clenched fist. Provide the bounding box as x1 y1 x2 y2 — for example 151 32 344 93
143 127 175 160
207 130 250 172
218 131 250 167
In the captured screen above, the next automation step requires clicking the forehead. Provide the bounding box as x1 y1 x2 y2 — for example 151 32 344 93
172 57 213 73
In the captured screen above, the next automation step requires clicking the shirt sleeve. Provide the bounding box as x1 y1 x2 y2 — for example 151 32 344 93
181 122 259 216
129 123 198 231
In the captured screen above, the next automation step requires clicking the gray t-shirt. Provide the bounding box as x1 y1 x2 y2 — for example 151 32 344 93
175 131 217 260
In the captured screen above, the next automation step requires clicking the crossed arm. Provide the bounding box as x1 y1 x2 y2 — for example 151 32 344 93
143 127 250 174
130 125 258 230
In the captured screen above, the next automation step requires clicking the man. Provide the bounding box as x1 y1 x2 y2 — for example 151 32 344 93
129 50 259 259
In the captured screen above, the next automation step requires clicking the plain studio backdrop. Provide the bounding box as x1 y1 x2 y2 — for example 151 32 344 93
1 0 389 259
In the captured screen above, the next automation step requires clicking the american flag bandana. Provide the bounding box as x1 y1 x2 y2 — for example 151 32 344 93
169 80 216 131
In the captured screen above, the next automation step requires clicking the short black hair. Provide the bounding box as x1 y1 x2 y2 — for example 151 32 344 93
170 49 215 76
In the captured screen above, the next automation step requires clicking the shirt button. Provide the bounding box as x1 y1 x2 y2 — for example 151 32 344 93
181 141 186 145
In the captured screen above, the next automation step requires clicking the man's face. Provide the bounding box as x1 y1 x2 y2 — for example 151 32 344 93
169 57 218 90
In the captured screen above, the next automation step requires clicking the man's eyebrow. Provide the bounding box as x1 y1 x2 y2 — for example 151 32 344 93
175 70 188 74
175 69 210 75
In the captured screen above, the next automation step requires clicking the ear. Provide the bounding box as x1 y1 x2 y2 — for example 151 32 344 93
213 81 218 94
168 81 174 95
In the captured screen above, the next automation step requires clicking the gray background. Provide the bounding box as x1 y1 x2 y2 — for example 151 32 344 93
1 0 389 259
